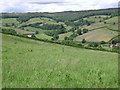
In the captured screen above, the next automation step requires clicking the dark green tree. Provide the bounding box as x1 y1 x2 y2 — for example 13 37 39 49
64 36 69 40
82 39 86 43
52 35 59 40
104 22 107 24
83 28 88 33
113 22 116 25
100 41 106 44
35 31 39 34
77 29 82 35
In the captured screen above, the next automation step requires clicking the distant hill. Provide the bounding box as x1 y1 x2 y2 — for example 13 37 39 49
1 8 119 42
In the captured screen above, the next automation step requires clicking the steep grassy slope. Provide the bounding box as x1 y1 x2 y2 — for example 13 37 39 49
2 34 118 88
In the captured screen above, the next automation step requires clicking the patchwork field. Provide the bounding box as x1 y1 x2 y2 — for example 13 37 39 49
18 17 57 27
2 34 118 88
74 28 118 42
1 15 118 42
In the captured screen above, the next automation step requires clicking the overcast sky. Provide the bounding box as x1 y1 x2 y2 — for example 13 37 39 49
0 0 119 13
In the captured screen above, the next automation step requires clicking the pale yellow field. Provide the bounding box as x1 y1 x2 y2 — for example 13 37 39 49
59 32 73 40
74 28 118 42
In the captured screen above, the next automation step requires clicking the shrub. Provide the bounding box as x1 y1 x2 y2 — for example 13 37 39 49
77 29 82 35
88 42 99 47
82 39 86 43
2 29 17 35
100 41 106 44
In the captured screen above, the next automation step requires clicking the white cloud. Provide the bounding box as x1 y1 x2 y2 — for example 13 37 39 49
0 0 119 12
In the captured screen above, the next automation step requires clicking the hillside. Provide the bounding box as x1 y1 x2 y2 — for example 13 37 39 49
1 8 119 88
2 34 118 88
1 8 119 42
74 28 118 42
59 16 118 42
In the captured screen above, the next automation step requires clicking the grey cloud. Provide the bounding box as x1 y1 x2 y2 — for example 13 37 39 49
0 0 119 13
30 2 65 4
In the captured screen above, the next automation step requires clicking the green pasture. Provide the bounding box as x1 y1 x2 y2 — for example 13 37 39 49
2 34 118 88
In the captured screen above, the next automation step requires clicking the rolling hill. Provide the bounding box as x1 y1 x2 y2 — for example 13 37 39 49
74 28 118 42
2 34 118 88
1 8 119 88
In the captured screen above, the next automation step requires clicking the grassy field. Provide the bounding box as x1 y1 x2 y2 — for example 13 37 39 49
59 32 73 40
23 26 53 39
106 24 118 31
72 16 118 42
74 28 118 42
23 26 53 33
2 27 35 35
36 33 52 40
0 33 2 89
17 17 71 30
18 17 69 28
81 16 118 31
2 34 118 88
2 18 20 26
83 15 110 23
105 16 118 24
18 18 56 27
81 22 109 30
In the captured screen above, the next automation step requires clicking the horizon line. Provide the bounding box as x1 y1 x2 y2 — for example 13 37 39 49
0 7 119 13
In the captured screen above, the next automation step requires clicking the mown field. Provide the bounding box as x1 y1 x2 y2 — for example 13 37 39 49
2 34 118 88
36 33 52 40
74 28 118 42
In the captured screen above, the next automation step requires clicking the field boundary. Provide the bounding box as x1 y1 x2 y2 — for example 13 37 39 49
2 33 119 54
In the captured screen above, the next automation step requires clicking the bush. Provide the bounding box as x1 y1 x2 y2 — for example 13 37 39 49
2 29 17 35
52 35 59 40
64 36 69 40
104 22 107 24
35 31 39 34
82 39 86 43
88 42 99 47
77 29 82 35
100 41 106 44
83 29 88 33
